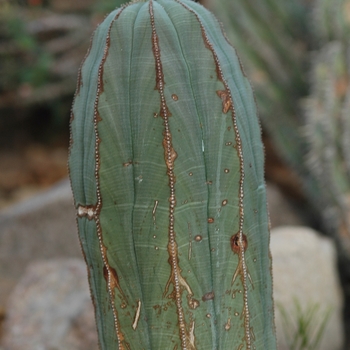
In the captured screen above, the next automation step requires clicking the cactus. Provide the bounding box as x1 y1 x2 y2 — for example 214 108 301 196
68 0 276 349
207 0 350 256
303 41 350 251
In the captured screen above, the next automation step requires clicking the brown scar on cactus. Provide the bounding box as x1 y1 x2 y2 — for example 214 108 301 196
103 263 127 304
150 1 198 348
163 248 200 311
230 233 254 288
216 89 232 113
202 291 215 302
230 233 248 254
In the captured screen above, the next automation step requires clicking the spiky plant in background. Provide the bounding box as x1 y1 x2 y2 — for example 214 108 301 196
313 0 350 42
205 0 313 173
303 42 350 251
205 0 350 343
68 0 276 348
277 299 332 350
207 0 350 257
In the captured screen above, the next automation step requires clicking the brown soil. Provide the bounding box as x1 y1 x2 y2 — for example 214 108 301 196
0 142 68 209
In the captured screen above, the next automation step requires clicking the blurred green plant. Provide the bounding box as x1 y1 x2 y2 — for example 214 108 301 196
0 4 52 92
0 0 92 145
277 299 332 350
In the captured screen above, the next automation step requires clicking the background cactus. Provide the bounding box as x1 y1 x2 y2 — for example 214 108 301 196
68 0 276 348
312 0 350 42
206 0 350 343
303 41 350 252
207 0 350 254
205 0 313 174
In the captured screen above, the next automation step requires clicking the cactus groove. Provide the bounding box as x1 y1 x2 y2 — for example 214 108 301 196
68 0 276 349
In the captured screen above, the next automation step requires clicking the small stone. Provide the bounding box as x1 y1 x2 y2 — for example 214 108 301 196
271 226 344 350
1 259 97 350
0 179 80 311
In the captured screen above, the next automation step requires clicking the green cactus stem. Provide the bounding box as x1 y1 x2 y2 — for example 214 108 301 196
68 0 276 349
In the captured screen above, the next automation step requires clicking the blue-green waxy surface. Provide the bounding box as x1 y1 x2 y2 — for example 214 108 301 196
69 0 276 349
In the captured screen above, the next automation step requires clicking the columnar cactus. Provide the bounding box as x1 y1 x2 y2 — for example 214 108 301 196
208 0 350 257
313 0 350 42
303 41 350 251
68 0 276 349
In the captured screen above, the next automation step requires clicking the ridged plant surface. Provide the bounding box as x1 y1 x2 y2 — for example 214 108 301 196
209 0 350 258
69 0 275 349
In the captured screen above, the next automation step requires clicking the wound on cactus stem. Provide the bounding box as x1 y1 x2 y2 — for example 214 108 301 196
231 233 248 254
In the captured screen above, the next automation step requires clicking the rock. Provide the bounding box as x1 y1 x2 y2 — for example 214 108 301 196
0 179 80 310
1 259 98 350
271 226 344 350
